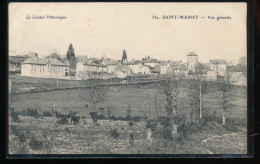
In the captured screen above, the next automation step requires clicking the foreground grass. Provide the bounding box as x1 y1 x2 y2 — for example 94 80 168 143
9 115 246 154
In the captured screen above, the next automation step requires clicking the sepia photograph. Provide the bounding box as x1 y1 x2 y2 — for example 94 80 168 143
8 2 248 155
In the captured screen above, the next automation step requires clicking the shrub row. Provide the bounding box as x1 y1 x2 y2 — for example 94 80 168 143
89 112 145 123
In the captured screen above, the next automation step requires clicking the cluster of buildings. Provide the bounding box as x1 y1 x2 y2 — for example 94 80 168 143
19 51 247 86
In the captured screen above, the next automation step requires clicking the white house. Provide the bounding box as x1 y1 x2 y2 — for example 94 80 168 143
76 59 108 76
76 60 97 75
227 72 247 86
114 65 131 78
114 70 127 78
209 59 227 77
142 61 160 68
160 61 171 74
21 55 69 78
139 65 150 74
103 59 121 74
127 63 143 74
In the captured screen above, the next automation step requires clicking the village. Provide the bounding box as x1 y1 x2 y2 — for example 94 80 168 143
8 44 247 154
10 44 247 87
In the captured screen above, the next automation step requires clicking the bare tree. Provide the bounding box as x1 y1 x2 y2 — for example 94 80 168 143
218 74 233 125
80 74 108 111
188 63 210 120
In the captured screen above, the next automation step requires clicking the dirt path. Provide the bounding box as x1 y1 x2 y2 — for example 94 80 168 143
201 131 245 143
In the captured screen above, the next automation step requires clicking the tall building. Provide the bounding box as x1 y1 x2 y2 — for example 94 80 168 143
187 52 198 73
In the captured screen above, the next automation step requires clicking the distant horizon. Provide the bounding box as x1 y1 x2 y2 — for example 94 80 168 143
9 48 241 65
9 3 247 65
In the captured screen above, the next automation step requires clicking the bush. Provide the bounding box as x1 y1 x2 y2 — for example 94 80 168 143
10 125 28 142
21 107 40 118
54 111 66 119
132 116 143 122
89 112 98 123
158 117 171 127
129 121 134 126
110 128 120 139
146 119 157 131
223 119 239 132
10 107 19 122
97 114 106 120
43 111 52 117
160 126 173 140
71 115 80 125
57 115 68 124
29 136 44 150
118 116 126 121
110 115 118 121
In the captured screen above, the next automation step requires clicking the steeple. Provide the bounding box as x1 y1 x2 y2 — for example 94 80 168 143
121 49 128 64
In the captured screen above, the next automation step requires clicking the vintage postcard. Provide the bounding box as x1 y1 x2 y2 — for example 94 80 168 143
8 2 248 155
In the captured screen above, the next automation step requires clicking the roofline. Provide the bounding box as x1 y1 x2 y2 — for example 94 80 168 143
21 62 67 66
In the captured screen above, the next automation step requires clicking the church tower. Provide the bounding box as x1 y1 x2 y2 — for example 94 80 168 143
187 52 198 73
121 49 128 64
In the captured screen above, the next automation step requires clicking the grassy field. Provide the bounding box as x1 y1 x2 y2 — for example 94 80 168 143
9 75 247 154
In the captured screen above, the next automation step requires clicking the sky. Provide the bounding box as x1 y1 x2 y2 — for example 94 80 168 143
9 2 247 64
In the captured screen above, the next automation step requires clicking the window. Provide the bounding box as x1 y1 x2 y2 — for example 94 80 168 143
40 69 41 73
43 69 44 73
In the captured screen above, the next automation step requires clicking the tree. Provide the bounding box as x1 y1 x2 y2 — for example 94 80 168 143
121 49 127 63
47 51 65 63
9 80 18 106
218 74 233 125
158 74 179 136
9 80 20 122
66 44 75 59
80 75 108 111
188 63 209 120
66 44 76 68
237 56 247 78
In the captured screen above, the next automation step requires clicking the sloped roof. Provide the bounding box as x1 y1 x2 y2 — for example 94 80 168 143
127 60 141 65
103 59 120 65
76 56 88 62
187 52 197 56
210 59 226 64
21 57 67 66
153 64 161 73
227 72 245 82
82 60 97 66
172 63 187 70
160 61 170 66
169 60 182 65
115 65 131 73
143 65 153 69
97 63 107 67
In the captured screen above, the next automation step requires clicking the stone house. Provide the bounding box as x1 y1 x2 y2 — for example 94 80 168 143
227 72 247 86
21 54 69 78
209 59 227 77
